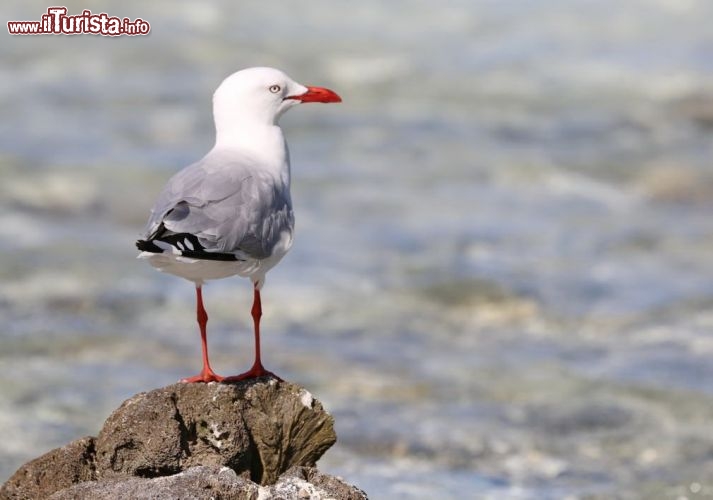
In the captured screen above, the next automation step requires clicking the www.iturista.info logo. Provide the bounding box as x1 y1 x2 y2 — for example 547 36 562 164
7 6 150 36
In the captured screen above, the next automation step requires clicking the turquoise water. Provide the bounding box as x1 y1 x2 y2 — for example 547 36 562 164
2 1 713 498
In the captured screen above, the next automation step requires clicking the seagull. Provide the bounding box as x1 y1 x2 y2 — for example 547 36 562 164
136 67 341 383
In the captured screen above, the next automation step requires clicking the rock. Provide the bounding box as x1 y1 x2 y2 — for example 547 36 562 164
94 382 252 479
270 467 368 500
47 465 367 500
94 379 336 484
1 379 364 499
0 436 96 500
242 381 335 484
48 465 257 500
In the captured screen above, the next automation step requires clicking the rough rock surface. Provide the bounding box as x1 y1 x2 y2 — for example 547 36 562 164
0 378 365 500
95 379 335 484
272 467 368 500
48 465 367 500
95 383 253 479
0 436 96 500
48 465 257 500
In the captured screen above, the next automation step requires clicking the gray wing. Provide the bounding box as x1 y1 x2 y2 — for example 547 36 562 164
144 151 293 259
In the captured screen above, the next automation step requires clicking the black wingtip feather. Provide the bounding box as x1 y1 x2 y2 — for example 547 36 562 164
136 239 162 253
136 237 243 261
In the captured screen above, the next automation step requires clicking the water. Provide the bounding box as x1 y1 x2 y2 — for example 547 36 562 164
2 1 713 498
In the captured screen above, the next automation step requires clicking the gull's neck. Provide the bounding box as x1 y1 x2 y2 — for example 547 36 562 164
213 116 290 185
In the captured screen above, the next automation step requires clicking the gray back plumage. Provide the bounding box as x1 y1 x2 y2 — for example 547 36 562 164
144 149 294 259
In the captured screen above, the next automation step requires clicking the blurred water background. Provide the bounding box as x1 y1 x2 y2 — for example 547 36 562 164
2 1 713 498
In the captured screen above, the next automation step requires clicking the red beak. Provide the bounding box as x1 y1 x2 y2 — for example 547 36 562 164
286 86 342 103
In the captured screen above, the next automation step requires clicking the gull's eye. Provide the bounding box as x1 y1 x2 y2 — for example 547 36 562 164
269 85 281 94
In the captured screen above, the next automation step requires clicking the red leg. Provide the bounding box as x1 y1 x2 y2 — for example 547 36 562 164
181 285 224 383
224 282 281 382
